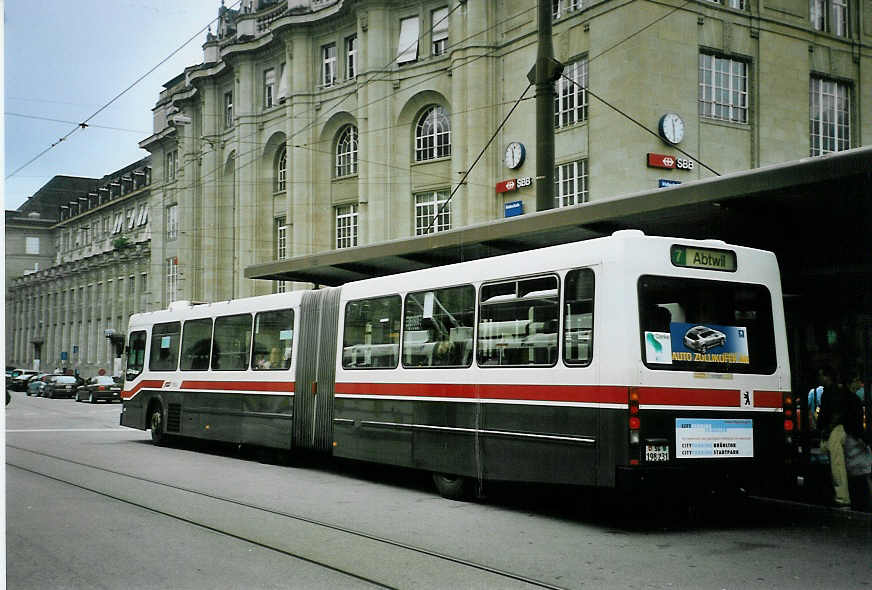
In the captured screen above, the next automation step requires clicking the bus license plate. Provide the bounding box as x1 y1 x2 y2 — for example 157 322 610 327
646 444 669 462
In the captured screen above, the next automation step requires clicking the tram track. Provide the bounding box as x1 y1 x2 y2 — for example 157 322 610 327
7 444 569 590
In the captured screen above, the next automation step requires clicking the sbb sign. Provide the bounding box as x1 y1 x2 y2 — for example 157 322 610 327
647 153 694 170
496 176 533 193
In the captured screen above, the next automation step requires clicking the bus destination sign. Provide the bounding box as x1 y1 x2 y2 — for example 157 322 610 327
671 245 736 272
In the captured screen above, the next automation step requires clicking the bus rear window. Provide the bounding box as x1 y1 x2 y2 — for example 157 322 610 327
638 275 776 374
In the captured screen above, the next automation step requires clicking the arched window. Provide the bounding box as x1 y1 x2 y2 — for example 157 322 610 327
335 125 358 177
275 146 287 193
415 105 450 162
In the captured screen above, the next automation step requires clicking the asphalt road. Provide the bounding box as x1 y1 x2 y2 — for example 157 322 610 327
5 390 872 589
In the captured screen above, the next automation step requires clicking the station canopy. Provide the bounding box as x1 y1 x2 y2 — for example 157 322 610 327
245 147 871 288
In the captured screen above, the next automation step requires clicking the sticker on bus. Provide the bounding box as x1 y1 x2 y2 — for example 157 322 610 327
644 331 673 364
670 322 749 364
675 418 754 459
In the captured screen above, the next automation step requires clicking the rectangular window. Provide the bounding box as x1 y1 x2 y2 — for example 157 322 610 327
224 91 233 128
212 314 252 371
555 159 589 207
432 7 448 56
276 281 287 294
180 318 213 371
25 237 40 255
166 257 179 303
322 43 337 87
554 58 587 128
811 0 847 34
638 275 776 374
113 213 124 234
275 216 288 260
166 204 179 241
414 190 451 235
342 295 402 368
252 309 294 370
264 68 275 108
402 285 474 368
345 35 358 79
552 0 581 20
129 275 136 296
698 53 748 123
136 204 149 226
397 16 420 64
810 77 851 156
126 331 147 379
335 204 358 249
126 208 136 230
149 321 181 371
165 149 178 181
478 275 559 367
564 268 595 366
831 0 848 36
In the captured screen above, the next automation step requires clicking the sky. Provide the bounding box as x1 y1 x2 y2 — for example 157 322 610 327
4 0 221 211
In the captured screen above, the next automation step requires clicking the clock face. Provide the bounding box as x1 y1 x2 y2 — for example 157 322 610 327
505 142 525 169
659 113 685 144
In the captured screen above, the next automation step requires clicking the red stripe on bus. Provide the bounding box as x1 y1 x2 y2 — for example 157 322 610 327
639 387 739 407
335 382 626 404
180 380 295 393
121 379 164 400
753 390 783 408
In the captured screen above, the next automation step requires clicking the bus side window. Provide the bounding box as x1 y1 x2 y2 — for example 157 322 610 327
477 275 559 367
402 285 475 368
149 322 181 372
564 268 594 366
126 330 147 380
180 318 213 371
212 314 253 371
342 295 402 369
252 309 294 370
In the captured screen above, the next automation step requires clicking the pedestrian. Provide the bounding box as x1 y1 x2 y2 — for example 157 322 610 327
807 381 824 430
817 366 853 508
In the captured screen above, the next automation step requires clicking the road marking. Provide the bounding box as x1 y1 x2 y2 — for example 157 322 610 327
6 428 130 433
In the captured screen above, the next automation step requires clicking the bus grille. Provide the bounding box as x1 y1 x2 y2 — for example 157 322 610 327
166 403 182 433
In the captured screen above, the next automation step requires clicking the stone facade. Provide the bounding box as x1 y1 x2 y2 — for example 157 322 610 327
6 0 871 372
6 161 153 374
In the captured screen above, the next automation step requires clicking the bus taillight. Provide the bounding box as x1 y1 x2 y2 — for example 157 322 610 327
629 389 641 458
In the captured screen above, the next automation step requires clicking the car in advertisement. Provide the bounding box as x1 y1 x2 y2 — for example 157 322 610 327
682 325 727 354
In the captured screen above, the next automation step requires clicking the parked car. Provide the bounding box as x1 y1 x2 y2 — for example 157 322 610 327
9 370 38 391
26 374 52 396
42 375 78 398
75 375 122 403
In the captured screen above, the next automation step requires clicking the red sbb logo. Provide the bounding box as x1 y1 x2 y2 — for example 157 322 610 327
496 176 532 194
647 153 695 170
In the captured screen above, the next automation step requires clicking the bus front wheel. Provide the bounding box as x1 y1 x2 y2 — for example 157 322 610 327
432 473 470 500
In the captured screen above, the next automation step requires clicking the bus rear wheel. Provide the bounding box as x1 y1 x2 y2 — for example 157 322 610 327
432 473 470 500
149 404 167 445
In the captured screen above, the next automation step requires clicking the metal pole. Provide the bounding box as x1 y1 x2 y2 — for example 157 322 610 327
528 0 562 212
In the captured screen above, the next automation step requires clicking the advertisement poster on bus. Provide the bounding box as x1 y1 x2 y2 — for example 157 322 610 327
670 322 749 364
675 418 754 458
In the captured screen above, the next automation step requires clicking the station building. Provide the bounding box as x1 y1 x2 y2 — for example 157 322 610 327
5 0 872 378
6 161 153 375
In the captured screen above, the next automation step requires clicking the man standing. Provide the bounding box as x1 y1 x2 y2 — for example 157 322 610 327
818 366 853 508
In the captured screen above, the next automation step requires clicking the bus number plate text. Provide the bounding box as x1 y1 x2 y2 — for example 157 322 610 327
645 444 669 462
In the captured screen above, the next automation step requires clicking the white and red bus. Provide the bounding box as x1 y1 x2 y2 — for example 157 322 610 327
121 231 793 498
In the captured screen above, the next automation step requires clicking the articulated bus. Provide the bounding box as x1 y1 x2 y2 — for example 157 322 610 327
121 231 793 499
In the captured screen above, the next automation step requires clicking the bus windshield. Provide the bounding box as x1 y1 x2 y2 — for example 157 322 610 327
638 275 776 374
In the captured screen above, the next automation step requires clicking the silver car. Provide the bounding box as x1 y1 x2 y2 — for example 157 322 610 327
683 325 727 353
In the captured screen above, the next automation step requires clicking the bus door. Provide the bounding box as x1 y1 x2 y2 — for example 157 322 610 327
293 288 341 452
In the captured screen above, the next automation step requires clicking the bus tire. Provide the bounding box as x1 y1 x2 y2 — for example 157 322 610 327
432 473 470 500
149 403 167 445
